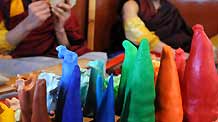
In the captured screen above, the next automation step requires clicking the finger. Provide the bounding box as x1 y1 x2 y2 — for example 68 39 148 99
52 6 65 15
31 1 47 6
37 7 51 16
57 2 72 11
51 7 62 18
32 2 50 11
36 8 51 21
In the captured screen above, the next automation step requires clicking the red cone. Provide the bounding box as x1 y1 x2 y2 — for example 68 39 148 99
182 24 218 122
175 48 186 89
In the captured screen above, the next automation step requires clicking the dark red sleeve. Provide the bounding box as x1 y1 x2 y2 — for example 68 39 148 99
64 9 91 56
64 9 84 45
0 9 3 22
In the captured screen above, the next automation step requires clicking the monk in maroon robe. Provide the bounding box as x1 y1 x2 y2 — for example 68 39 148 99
110 0 192 54
0 0 90 58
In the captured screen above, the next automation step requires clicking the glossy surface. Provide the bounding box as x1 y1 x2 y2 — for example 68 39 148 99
182 24 218 122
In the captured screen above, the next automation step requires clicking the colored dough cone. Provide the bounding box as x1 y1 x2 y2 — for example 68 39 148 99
155 46 183 122
17 74 37 122
116 40 137 115
84 60 105 116
175 48 186 89
182 24 218 122
56 45 78 94
56 45 78 122
32 79 50 122
121 39 155 122
62 65 83 122
95 75 115 122
96 74 104 110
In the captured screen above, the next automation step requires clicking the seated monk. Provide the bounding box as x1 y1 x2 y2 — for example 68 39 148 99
0 0 90 58
110 0 193 54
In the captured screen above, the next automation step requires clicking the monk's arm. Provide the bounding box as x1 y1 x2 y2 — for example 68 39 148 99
5 19 32 47
55 29 70 47
5 1 51 47
122 0 167 53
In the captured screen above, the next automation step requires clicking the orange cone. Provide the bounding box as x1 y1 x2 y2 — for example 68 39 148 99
155 46 183 122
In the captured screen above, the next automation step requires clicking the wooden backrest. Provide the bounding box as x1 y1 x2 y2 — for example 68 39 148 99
72 0 88 38
92 0 118 51
170 0 218 37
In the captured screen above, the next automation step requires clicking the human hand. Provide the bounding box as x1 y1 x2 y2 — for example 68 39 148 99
23 0 51 31
51 0 72 32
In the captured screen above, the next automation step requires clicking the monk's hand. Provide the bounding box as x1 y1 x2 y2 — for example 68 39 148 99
23 1 51 31
51 0 72 32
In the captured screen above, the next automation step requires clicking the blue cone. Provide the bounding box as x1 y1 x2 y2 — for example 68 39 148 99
56 45 78 94
84 60 105 116
62 65 83 122
56 45 78 122
96 74 104 110
95 75 115 122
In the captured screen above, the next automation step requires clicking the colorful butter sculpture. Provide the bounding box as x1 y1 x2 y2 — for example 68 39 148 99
38 72 61 113
32 79 51 122
80 68 91 107
116 40 137 115
175 48 186 89
96 74 104 110
0 103 15 122
62 65 82 122
95 75 115 122
84 60 105 116
121 39 155 122
17 74 37 122
182 24 218 122
56 45 78 122
155 46 183 122
56 45 78 94
104 74 121 99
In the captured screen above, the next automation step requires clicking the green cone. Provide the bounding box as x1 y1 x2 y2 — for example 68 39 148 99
116 40 137 115
120 39 155 122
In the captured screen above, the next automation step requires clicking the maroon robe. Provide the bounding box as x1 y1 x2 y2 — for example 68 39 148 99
110 0 193 53
0 0 90 58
